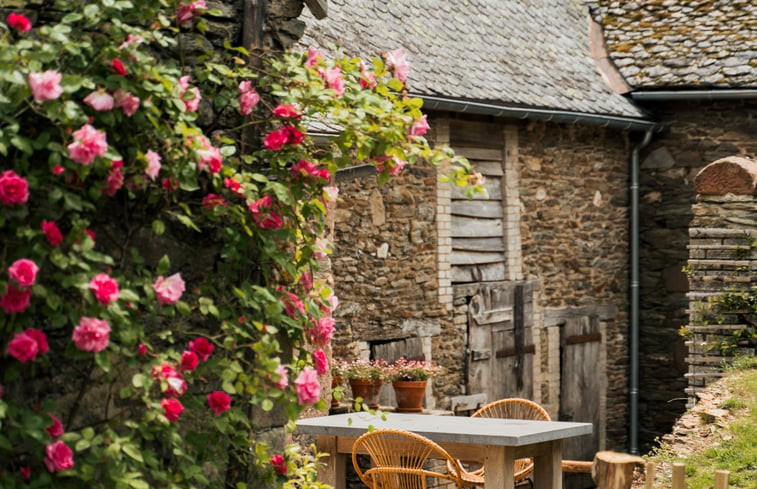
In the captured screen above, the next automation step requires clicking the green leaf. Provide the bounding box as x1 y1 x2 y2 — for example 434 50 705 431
175 213 200 231
119 289 140 302
152 219 165 236
261 399 273 411
122 444 144 463
82 427 94 440
10 136 33 155
75 438 91 451
132 373 146 388
128 480 149 489
175 300 191 315
156 255 170 275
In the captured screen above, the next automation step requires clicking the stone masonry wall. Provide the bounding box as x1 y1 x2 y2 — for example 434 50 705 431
636 99 757 450
519 120 632 449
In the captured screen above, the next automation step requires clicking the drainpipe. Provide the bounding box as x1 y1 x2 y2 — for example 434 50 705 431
629 128 653 454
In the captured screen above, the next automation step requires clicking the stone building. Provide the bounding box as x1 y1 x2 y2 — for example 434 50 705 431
298 0 756 457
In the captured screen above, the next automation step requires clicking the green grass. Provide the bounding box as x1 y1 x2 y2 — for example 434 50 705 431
646 361 757 489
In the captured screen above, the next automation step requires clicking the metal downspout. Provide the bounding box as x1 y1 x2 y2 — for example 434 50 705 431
630 129 653 454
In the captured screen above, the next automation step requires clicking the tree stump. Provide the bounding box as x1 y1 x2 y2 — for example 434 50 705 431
591 451 646 489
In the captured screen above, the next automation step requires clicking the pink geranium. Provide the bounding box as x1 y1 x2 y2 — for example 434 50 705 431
273 364 288 390
153 272 185 305
0 170 29 206
189 337 214 361
113 89 140 116
7 12 32 32
41 219 63 246
8 258 39 288
144 149 161 181
28 70 63 101
1 284 32 314
83 90 114 111
178 76 201 112
207 391 231 414
313 348 328 376
238 80 260 115
44 440 74 473
89 273 119 305
67 124 108 166
321 67 345 96
384 48 409 83
180 350 198 371
7 328 48 362
72 317 111 352
160 398 184 422
294 367 321 406
46 413 64 439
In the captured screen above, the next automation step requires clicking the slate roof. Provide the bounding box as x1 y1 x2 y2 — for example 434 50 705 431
299 0 647 119
587 0 757 89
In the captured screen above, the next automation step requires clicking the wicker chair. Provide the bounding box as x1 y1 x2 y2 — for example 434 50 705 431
447 398 551 487
352 428 465 489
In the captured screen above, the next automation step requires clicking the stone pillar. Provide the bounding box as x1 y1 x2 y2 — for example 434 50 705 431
686 156 757 405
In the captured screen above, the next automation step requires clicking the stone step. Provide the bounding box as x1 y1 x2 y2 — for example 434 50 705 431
686 324 748 332
684 371 725 379
686 355 733 364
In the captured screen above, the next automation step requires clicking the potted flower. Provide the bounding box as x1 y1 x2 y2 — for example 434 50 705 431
330 360 346 408
387 358 442 412
341 358 388 409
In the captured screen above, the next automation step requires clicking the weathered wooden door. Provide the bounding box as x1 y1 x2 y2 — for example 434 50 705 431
560 316 601 488
467 285 534 402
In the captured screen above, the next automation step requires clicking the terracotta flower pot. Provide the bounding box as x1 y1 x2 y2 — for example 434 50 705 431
392 380 427 413
348 378 383 409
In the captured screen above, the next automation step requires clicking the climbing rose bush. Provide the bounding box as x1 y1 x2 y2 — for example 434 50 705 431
0 1 480 488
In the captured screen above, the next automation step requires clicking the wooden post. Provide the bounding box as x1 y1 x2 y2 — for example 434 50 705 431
672 462 685 489
644 461 656 489
591 451 645 489
714 470 729 489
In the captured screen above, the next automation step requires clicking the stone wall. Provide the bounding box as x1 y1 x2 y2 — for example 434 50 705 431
518 120 632 449
636 99 757 450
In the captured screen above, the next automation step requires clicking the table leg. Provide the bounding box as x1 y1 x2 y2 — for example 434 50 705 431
533 440 562 489
316 435 346 489
484 445 515 489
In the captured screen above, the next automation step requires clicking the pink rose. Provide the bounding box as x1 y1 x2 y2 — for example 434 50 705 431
67 123 108 166
152 363 187 397
263 128 289 150
44 440 74 472
28 70 62 101
7 328 49 362
278 288 304 318
8 258 39 288
160 398 184 422
207 391 231 414
238 80 260 115
1 284 32 314
321 67 345 96
41 219 63 246
308 316 335 347
224 177 243 197
294 367 321 406
409 114 430 138
177 0 206 25
272 104 300 119
202 193 226 210
291 159 330 182
271 454 287 475
305 47 322 68
153 272 185 305
248 195 283 229
180 350 198 371
113 89 140 116
0 170 29 206
112 58 127 76
189 337 214 361
196 138 222 174
385 48 409 83
83 90 114 111
20 466 30 480
89 273 119 305
313 237 332 260
323 185 339 203
102 160 124 196
52 165 65 175
144 149 161 181
118 34 144 50
273 364 288 390
389 156 407 176
72 317 111 352
46 413 64 438
178 76 201 112
7 12 32 32
313 348 328 376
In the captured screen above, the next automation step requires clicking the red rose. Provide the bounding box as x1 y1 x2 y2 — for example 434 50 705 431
160 398 184 422
0 170 29 206
112 58 127 76
263 128 288 150
7 12 32 32
189 337 214 361
7 328 48 362
284 126 304 145
44 440 74 472
1 284 32 314
41 219 63 247
179 350 198 371
207 391 231 414
89 273 119 305
46 413 64 438
272 104 301 119
271 454 287 475
138 343 147 355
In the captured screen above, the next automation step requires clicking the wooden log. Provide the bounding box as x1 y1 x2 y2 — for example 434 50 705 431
714 470 729 489
561 460 593 473
672 462 685 489
644 461 656 489
591 451 645 489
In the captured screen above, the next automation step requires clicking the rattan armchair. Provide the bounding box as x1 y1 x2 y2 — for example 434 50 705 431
447 398 551 487
352 428 465 489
